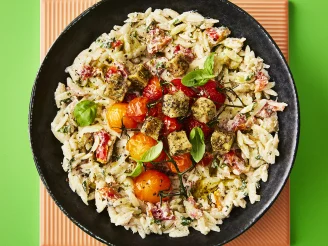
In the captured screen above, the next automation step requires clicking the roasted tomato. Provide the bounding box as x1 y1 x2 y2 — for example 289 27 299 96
111 40 123 48
173 45 195 62
106 103 138 132
168 79 197 98
94 131 111 164
224 150 246 174
163 116 182 136
98 187 120 199
198 80 226 109
198 152 214 166
148 102 164 119
143 76 163 101
134 170 171 203
126 132 157 160
126 97 149 123
206 28 220 41
167 153 193 173
145 150 167 169
185 117 212 138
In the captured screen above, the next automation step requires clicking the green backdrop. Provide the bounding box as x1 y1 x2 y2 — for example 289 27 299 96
0 0 327 245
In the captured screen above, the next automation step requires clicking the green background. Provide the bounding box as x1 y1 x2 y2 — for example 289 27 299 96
0 0 327 245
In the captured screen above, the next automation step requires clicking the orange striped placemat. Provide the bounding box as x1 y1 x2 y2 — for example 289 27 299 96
40 0 289 245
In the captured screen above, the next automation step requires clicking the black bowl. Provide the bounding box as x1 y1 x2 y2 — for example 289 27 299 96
29 0 299 245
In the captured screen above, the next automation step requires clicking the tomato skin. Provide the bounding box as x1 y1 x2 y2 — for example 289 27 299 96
143 76 163 102
148 102 164 119
197 80 226 109
163 116 182 136
123 92 138 103
106 103 138 133
94 131 111 164
168 79 197 98
167 153 193 173
145 150 167 169
126 97 149 123
198 152 214 166
184 117 213 139
126 132 157 160
111 40 123 48
134 170 171 203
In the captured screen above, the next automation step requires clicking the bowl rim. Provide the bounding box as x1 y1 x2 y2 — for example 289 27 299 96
28 0 300 245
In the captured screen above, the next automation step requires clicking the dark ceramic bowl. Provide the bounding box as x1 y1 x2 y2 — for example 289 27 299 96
29 0 299 245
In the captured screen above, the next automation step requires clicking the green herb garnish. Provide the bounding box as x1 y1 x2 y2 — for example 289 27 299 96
181 217 193 226
182 53 216 87
189 127 205 162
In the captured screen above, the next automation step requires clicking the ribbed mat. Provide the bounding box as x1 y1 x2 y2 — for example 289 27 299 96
40 0 290 245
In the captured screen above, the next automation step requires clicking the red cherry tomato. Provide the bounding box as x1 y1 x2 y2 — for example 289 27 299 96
134 170 171 203
184 117 213 139
167 153 193 173
145 150 167 169
206 28 220 41
163 116 182 136
198 80 226 109
80 65 94 80
143 76 163 102
126 97 149 123
198 152 214 166
168 79 197 98
94 131 111 164
148 102 164 119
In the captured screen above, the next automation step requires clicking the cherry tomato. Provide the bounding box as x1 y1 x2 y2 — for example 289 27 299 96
143 76 163 101
184 117 212 139
167 153 193 173
106 103 138 133
173 45 195 62
134 170 171 203
126 132 157 160
168 79 197 98
198 80 226 109
99 187 120 199
163 116 182 136
145 150 167 169
126 97 149 123
111 40 123 48
206 28 220 41
198 152 214 166
148 102 164 119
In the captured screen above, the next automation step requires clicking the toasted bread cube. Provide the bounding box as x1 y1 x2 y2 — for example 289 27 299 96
162 91 190 118
141 116 163 140
191 97 217 124
167 54 189 77
128 64 151 89
167 131 192 156
211 130 234 155
104 73 130 102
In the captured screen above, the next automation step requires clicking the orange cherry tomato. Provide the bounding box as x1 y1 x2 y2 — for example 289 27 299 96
106 103 138 133
126 97 149 123
126 132 157 160
167 153 193 173
134 170 171 203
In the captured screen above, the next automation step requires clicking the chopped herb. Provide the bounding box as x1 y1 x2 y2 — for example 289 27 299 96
57 125 70 134
181 217 193 226
82 180 88 192
239 179 247 191
173 19 180 25
255 155 262 160
60 98 72 105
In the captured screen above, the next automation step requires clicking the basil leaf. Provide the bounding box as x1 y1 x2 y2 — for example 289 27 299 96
73 100 97 126
127 161 143 178
189 127 205 162
140 141 163 162
182 69 216 87
204 53 215 75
